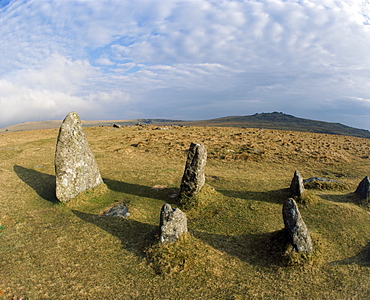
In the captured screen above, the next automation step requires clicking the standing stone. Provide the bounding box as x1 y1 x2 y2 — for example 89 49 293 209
160 203 188 243
282 198 313 253
290 170 305 197
55 112 103 202
355 176 370 199
180 143 207 197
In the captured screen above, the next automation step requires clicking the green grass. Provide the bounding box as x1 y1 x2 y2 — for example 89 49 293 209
0 126 369 299
304 180 349 191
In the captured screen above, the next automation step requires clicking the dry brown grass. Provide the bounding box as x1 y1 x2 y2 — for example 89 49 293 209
0 125 369 299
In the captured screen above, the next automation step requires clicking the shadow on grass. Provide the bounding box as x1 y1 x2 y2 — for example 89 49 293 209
103 178 180 204
331 242 370 266
316 193 358 203
73 210 287 266
12 166 178 205
72 210 158 257
217 188 290 204
193 229 287 267
13 165 58 203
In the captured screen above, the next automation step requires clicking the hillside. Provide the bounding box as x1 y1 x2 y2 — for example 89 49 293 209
0 119 137 133
0 125 369 299
2 112 369 139
178 112 370 139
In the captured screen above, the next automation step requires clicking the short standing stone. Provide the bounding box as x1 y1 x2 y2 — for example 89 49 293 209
160 203 188 243
355 176 370 199
55 112 103 202
180 143 207 197
290 170 305 197
282 198 313 253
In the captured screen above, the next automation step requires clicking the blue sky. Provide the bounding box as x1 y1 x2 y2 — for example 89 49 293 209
1 0 370 130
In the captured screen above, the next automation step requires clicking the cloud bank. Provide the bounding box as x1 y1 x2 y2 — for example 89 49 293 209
1 0 370 130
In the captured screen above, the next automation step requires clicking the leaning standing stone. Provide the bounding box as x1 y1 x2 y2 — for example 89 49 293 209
355 176 370 199
55 112 104 202
282 198 313 253
180 143 207 197
160 203 188 243
290 170 305 197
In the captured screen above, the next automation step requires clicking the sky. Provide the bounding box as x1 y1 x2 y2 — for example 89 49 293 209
1 0 370 130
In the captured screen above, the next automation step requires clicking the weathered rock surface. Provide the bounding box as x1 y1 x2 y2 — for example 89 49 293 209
282 198 313 253
290 170 305 197
103 203 130 218
303 177 339 184
55 112 103 202
160 203 188 243
180 143 207 197
355 176 370 199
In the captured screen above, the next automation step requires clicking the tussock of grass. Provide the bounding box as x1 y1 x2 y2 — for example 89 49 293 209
73 183 109 201
178 184 218 210
146 233 235 279
146 233 197 276
304 181 349 191
293 190 321 206
64 183 109 210
268 230 326 267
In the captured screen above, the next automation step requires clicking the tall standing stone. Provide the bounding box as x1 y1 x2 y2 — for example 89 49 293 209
283 198 313 253
180 143 207 197
160 203 188 243
355 176 370 199
55 112 103 202
290 170 305 197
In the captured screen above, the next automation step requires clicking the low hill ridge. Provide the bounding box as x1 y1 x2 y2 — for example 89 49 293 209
1 112 369 139
181 112 370 139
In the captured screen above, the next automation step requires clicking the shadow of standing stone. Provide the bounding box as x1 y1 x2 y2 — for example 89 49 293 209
180 143 207 198
290 170 305 197
355 176 370 199
55 112 104 202
160 203 188 243
282 198 313 253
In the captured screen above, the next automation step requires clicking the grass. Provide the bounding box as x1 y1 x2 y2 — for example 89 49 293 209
304 180 349 191
0 125 369 299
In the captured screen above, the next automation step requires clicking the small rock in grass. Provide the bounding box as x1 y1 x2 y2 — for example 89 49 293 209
103 202 130 218
303 177 339 184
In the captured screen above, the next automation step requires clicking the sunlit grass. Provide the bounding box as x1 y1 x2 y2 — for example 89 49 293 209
0 125 369 299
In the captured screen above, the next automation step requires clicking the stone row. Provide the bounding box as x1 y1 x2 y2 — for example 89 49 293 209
55 112 208 203
54 112 368 252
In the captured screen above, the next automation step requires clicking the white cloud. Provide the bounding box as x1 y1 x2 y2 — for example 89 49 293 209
1 0 370 130
95 58 115 66
0 79 100 125
87 91 131 104
0 54 107 125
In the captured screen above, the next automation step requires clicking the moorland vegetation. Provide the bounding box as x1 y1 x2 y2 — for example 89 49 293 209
0 124 369 299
